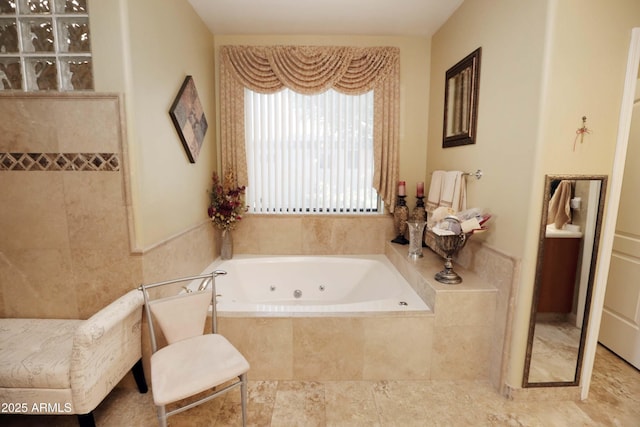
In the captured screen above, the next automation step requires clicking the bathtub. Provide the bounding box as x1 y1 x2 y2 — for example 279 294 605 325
191 254 433 381
194 254 430 315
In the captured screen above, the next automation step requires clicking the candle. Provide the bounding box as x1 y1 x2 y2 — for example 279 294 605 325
398 181 406 196
417 182 424 198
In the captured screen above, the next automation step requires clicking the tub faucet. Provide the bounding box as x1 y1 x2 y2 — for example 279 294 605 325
197 277 212 291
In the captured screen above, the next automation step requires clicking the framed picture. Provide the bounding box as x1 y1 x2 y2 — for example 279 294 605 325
169 75 208 163
443 48 481 148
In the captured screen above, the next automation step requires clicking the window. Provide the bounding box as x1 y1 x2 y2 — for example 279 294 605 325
244 87 380 214
0 0 93 91
220 46 400 211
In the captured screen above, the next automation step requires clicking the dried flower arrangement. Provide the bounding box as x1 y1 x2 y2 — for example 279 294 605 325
207 170 247 231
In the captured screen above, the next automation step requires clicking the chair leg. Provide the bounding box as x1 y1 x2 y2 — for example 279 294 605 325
240 372 248 427
132 358 148 393
157 405 168 427
77 412 96 427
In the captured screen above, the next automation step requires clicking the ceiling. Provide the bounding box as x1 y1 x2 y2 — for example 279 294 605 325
187 0 464 38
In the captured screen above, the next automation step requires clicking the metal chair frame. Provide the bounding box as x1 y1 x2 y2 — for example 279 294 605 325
140 270 248 427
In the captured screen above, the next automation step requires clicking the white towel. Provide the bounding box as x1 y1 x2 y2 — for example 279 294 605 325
440 171 467 212
427 170 445 212
547 180 572 229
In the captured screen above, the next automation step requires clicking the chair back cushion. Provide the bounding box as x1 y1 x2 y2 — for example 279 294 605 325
149 290 211 344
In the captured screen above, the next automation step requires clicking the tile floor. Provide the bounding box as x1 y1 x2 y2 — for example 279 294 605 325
2 345 639 426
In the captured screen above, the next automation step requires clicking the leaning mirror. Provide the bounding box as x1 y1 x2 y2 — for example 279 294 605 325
443 47 481 148
523 174 607 387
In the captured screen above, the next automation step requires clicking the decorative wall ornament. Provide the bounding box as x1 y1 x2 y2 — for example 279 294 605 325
573 116 591 151
169 76 208 163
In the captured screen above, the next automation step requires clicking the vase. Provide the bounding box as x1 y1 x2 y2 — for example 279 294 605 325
221 229 233 260
407 220 427 259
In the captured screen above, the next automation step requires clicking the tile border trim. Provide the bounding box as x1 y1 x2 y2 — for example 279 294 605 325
0 152 120 171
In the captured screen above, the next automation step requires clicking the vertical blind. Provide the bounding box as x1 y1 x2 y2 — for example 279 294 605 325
244 87 380 214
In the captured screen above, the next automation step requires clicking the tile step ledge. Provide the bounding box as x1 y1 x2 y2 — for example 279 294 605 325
385 241 497 313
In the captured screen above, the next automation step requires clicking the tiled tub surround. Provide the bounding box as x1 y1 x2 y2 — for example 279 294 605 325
203 243 501 384
389 240 518 391
202 254 433 381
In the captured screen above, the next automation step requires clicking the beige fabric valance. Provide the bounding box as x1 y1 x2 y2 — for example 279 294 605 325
219 45 400 211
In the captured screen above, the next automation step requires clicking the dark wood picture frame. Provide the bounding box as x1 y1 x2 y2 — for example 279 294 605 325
169 75 208 163
443 48 481 148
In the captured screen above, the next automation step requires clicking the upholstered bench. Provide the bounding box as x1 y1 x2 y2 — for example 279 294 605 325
0 289 148 427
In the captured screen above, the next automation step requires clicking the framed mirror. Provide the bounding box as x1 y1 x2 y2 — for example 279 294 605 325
523 175 607 387
443 47 481 148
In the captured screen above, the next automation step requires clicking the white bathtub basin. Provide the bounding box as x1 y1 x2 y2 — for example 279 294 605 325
195 254 430 314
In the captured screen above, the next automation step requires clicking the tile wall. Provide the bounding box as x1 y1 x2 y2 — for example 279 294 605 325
0 94 215 319
0 94 139 319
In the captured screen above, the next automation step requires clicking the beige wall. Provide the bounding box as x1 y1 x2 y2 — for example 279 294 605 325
510 0 640 389
428 0 640 391
428 0 549 258
91 0 217 250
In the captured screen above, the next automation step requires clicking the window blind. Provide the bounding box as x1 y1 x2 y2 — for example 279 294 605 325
244 88 379 214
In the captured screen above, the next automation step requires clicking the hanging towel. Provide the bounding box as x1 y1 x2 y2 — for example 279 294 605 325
427 170 445 212
547 180 572 229
440 171 467 213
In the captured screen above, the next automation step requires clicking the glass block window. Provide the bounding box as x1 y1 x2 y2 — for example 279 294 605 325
0 0 93 91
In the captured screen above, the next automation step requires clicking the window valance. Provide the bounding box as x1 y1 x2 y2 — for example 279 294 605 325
221 45 398 95
219 45 400 211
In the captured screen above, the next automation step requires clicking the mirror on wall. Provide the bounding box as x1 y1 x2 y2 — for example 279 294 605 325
442 47 481 148
523 174 607 387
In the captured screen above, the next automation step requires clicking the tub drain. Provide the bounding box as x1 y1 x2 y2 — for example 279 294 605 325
294 289 302 299
399 301 408 306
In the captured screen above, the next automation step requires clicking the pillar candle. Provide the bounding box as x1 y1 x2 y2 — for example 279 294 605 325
398 181 406 196
417 182 424 197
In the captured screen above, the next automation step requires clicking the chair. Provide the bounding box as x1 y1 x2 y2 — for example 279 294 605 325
140 271 249 427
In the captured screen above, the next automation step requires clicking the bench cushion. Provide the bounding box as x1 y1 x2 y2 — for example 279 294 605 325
0 318 82 389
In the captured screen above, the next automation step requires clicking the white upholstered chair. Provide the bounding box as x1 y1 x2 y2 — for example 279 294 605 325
140 271 249 427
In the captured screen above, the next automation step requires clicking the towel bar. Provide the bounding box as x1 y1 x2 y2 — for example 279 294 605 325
430 169 483 180
463 169 483 180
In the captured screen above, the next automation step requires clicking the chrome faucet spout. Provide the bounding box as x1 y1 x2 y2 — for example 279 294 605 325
197 277 212 291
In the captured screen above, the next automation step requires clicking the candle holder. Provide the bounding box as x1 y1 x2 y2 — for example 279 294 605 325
411 196 427 221
391 195 409 244
412 196 428 247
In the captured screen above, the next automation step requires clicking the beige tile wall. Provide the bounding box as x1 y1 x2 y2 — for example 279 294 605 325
218 314 434 381
0 94 216 320
449 239 519 390
0 94 141 319
231 214 396 255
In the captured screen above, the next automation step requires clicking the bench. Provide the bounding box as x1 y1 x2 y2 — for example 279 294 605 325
0 289 147 427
